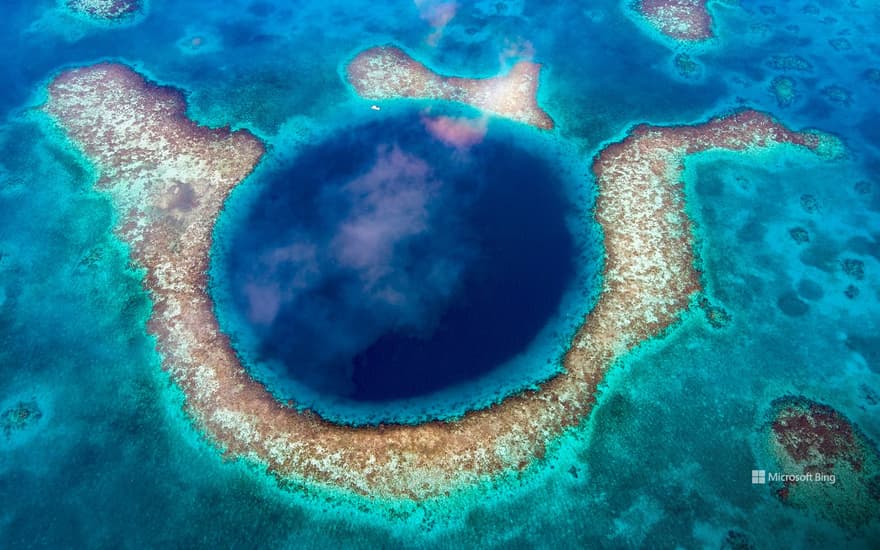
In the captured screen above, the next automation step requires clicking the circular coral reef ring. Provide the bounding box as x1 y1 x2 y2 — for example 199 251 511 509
209 107 597 427
40 61 842 501
63 0 146 24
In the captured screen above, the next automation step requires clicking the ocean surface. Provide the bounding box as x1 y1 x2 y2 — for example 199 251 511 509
1 0 879 547
211 108 597 425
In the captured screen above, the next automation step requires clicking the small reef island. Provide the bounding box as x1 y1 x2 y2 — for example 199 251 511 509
43 53 842 500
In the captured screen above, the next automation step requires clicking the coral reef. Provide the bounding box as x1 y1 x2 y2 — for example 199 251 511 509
720 529 755 550
1 400 42 437
698 296 731 328
43 66 834 498
345 46 554 130
789 226 810 244
828 37 852 51
765 396 880 528
799 193 819 213
766 54 813 72
673 53 702 79
65 0 142 21
841 258 865 280
821 84 854 106
769 76 797 108
636 0 714 42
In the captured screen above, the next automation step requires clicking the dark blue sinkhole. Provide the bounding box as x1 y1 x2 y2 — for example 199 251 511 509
211 110 600 425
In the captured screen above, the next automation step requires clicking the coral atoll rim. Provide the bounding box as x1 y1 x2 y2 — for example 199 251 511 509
43 61 834 499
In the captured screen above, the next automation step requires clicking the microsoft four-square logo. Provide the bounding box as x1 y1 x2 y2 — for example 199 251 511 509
751 470 766 484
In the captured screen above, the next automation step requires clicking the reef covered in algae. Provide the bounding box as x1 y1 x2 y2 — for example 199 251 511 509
763 396 880 529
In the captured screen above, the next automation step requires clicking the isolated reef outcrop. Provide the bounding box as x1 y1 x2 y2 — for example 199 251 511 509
764 396 880 528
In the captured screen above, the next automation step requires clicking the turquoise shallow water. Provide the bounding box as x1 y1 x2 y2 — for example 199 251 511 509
1 0 879 547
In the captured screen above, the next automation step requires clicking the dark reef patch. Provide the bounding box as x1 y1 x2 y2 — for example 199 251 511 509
1 400 42 438
828 37 852 51
799 193 819 213
789 226 810 244
841 257 865 280
213 110 592 419
766 54 813 72
769 76 798 108
698 296 732 329
673 53 702 80
721 529 755 550
820 85 854 107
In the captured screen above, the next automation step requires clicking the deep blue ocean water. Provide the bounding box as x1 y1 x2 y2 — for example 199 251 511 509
212 109 592 424
1 0 879 547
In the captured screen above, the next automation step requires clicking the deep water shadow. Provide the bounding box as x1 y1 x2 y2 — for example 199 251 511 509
216 110 586 406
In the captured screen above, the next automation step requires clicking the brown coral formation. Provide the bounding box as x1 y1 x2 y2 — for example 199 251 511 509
637 0 714 42
765 396 880 528
345 46 554 130
43 63 830 499
66 0 142 20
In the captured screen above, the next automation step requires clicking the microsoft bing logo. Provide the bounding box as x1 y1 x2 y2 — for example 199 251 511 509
751 470 766 484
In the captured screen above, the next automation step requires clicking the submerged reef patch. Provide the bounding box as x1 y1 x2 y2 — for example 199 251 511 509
697 296 731 329
821 84 854 107
635 0 714 42
763 396 880 529
345 46 554 130
789 226 810 244
1 400 42 438
673 53 703 80
766 54 813 72
43 63 836 499
769 76 798 108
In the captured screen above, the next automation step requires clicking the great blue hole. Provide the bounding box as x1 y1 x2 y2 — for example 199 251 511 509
211 109 599 425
